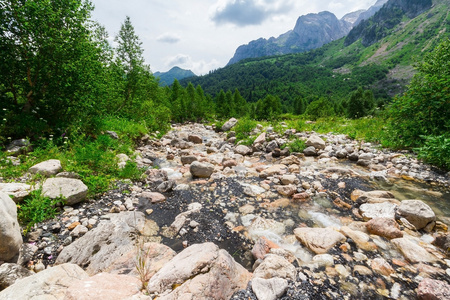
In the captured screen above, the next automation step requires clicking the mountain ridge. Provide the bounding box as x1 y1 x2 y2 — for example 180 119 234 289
154 67 196 86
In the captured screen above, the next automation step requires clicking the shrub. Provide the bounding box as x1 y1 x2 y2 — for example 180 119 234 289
416 135 450 170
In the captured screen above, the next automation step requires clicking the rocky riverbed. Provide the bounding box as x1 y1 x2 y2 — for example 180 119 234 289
1 120 450 299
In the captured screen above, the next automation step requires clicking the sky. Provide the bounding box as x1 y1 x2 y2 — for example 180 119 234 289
89 0 376 75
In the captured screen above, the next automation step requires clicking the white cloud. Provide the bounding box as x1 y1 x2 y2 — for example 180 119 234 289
164 54 221 75
156 32 181 44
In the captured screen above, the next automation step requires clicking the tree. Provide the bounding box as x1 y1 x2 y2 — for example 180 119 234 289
304 97 335 120
255 95 282 120
345 87 375 119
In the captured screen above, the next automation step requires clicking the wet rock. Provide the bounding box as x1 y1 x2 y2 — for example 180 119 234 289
235 145 252 156
188 134 202 144
351 190 395 202
222 118 238 131
42 178 88 206
340 226 377 252
417 278 450 300
294 227 346 254
397 200 436 230
0 264 88 299
65 273 143 300
366 218 403 239
0 183 33 203
371 257 395 276
248 217 286 241
359 202 398 220
180 155 198 165
252 237 280 260
0 263 33 290
251 277 289 300
147 242 251 299
253 254 297 280
306 135 326 150
392 238 438 263
0 192 22 262
276 184 297 197
190 161 214 178
28 159 62 176
303 146 317 156
6 139 32 156
55 211 146 275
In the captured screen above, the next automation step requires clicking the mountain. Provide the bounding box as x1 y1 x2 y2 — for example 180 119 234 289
154 67 196 86
182 0 449 106
227 1 389 65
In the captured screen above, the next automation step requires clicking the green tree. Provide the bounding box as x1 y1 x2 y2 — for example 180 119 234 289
345 87 375 119
233 89 247 117
294 97 307 115
305 97 335 120
255 95 282 120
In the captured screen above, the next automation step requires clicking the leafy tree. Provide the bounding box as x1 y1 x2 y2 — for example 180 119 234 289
344 87 375 119
233 89 247 117
305 97 335 120
294 97 307 115
388 38 450 147
255 95 282 120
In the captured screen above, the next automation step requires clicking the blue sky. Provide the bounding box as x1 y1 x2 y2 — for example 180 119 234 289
90 0 376 74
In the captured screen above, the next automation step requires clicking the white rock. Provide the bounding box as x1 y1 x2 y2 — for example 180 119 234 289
0 192 23 261
42 178 88 206
28 159 62 176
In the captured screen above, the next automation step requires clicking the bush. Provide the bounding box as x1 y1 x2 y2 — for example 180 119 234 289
416 135 450 170
305 97 335 120
285 139 307 153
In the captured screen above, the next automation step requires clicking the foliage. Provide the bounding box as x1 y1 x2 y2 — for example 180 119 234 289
18 189 63 232
234 118 258 143
254 95 282 120
305 97 335 120
416 135 450 170
285 139 307 153
344 87 375 119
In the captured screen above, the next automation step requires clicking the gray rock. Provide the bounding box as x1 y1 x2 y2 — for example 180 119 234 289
359 202 398 220
266 141 278 153
55 211 146 275
28 159 62 176
55 172 81 179
0 263 88 299
180 155 198 165
306 135 326 150
253 254 296 280
106 130 119 139
6 139 32 156
348 152 359 161
0 183 33 203
0 192 22 262
156 180 177 193
42 178 88 205
147 242 251 299
0 263 33 290
396 200 436 230
303 146 317 156
221 118 238 131
190 161 214 178
235 145 252 156
251 277 289 300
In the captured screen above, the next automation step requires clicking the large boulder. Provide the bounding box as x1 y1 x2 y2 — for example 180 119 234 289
42 178 88 205
0 192 22 262
147 242 251 299
366 218 403 239
190 161 215 178
306 135 326 150
251 277 289 300
253 254 296 281
359 202 398 220
392 238 438 263
0 263 33 290
396 200 436 230
55 211 147 275
417 278 450 300
0 264 88 299
0 183 33 203
221 118 238 131
294 227 346 254
28 159 62 176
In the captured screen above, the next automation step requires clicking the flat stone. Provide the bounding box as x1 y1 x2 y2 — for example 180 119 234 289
42 178 88 205
366 218 403 239
28 159 62 176
140 192 166 203
294 227 346 254
397 200 436 230
359 202 398 220
0 183 33 203
251 277 289 300
392 238 438 263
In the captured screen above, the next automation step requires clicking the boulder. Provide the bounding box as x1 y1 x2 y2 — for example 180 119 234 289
417 278 450 300
65 273 143 300
251 277 289 300
190 161 215 178
221 118 238 131
6 139 32 156
253 132 266 145
0 192 22 262
42 178 88 205
0 183 33 203
253 254 296 281
306 135 326 150
294 227 346 254
0 264 88 299
359 202 398 220
0 263 33 290
28 159 62 176
55 211 147 275
366 218 403 239
396 200 436 230
391 238 438 263
147 242 251 299
235 145 252 156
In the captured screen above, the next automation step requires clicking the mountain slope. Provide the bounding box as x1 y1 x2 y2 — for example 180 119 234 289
154 67 196 86
182 0 449 109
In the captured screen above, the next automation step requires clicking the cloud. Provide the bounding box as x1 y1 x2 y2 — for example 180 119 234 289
156 32 181 44
211 0 294 27
164 54 221 75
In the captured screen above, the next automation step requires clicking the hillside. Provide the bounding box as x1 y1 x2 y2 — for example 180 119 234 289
154 67 196 86
181 0 450 109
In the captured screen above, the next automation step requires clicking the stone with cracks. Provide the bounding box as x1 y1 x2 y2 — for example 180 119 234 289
0 263 33 290
396 200 436 230
28 159 62 176
42 178 88 206
417 278 450 300
366 218 403 239
0 263 88 299
359 202 398 220
190 161 215 178
294 227 346 254
253 254 297 281
306 135 326 150
55 211 147 275
251 277 289 300
0 192 22 262
147 242 251 299
391 238 438 263
221 118 238 131
0 183 33 203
